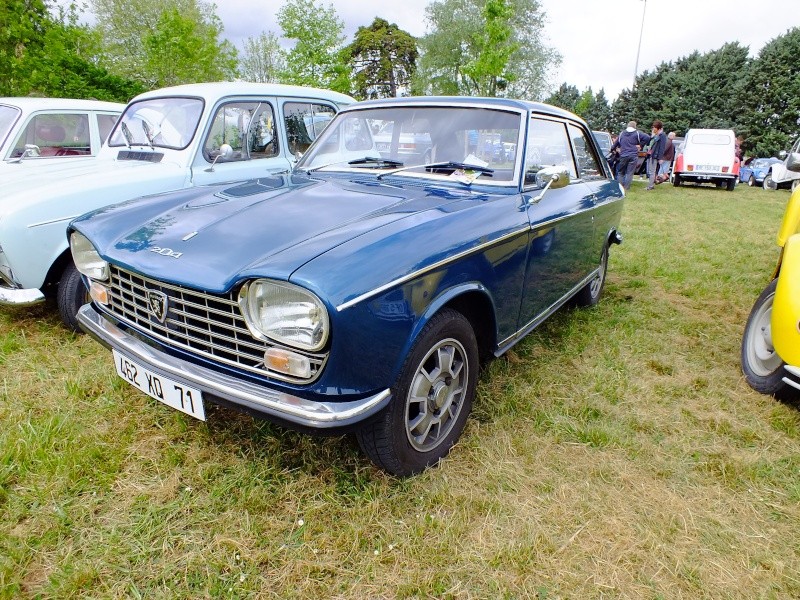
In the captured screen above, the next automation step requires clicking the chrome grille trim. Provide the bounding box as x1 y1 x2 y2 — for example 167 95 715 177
101 265 327 383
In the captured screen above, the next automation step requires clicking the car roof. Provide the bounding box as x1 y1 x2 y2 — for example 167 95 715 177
341 96 584 122
0 97 124 112
129 82 356 106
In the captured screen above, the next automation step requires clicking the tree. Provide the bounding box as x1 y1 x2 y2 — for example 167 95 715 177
545 82 580 112
239 32 285 83
736 27 800 157
346 18 417 99
0 0 141 101
90 0 238 88
277 0 345 90
415 0 558 99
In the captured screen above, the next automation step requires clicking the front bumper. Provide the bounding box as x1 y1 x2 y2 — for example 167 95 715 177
784 366 800 392
77 304 392 430
0 284 46 306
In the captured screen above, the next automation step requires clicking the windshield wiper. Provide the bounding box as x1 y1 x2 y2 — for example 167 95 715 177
348 156 404 168
376 161 495 180
119 121 133 148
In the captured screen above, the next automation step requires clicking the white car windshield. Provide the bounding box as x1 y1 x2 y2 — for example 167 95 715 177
108 97 203 150
0 104 21 148
296 105 523 184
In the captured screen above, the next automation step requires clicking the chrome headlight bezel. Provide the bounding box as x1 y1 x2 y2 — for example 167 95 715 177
69 231 109 281
238 279 329 352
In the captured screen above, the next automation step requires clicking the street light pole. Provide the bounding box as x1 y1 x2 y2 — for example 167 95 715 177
633 0 647 89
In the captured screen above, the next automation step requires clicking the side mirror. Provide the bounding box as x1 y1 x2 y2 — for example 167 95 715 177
528 165 570 204
779 150 787 159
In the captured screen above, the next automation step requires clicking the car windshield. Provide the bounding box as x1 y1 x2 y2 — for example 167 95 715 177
751 158 773 168
108 97 203 150
296 105 522 184
0 104 22 149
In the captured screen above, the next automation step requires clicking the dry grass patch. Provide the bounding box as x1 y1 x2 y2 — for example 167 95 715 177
1 183 799 598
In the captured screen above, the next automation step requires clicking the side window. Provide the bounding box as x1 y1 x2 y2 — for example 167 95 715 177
568 124 604 180
97 114 119 144
12 113 91 157
203 101 277 162
523 118 576 189
284 102 336 156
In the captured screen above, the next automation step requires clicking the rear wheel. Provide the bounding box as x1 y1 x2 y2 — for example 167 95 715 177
356 308 478 476
57 261 89 332
763 173 777 191
575 245 609 307
741 279 789 396
672 173 681 187
726 178 736 191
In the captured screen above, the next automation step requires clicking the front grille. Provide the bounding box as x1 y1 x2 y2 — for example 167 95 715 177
102 265 326 382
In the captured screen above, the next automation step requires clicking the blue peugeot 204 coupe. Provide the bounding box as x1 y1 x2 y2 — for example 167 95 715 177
68 96 625 476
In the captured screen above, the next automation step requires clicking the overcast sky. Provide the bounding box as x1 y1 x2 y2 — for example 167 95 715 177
214 0 798 100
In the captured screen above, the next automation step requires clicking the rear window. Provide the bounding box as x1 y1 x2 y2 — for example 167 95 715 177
691 133 731 145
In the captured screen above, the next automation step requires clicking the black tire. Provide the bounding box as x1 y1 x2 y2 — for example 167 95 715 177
748 174 756 187
763 173 777 191
356 308 478 476
672 173 681 187
575 244 609 307
741 279 789 396
57 261 89 332
726 178 736 191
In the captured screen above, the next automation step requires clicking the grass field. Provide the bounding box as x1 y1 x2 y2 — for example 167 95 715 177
1 180 798 599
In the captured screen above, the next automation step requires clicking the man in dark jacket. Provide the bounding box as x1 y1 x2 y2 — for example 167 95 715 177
646 120 666 190
611 120 650 191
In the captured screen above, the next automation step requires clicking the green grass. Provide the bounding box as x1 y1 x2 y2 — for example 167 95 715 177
2 181 799 598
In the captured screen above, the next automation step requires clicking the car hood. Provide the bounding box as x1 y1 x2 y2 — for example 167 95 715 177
72 174 490 294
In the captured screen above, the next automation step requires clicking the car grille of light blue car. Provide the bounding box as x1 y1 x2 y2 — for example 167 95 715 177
101 264 327 383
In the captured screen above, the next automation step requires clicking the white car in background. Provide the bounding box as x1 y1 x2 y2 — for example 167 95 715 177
0 82 354 330
0 97 123 174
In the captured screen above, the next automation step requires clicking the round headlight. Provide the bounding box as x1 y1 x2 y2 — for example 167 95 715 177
69 231 108 281
239 279 329 351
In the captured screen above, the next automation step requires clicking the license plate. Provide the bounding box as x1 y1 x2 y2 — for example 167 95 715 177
113 349 206 421
696 165 719 172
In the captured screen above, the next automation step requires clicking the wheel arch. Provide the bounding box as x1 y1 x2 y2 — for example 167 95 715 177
42 248 74 299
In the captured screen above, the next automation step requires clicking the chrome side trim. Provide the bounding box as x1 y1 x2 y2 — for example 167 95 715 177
77 304 392 428
0 285 46 306
336 226 529 311
783 365 800 391
496 269 597 354
28 215 78 228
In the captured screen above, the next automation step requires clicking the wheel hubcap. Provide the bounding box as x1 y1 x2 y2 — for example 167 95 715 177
746 293 782 376
406 339 467 452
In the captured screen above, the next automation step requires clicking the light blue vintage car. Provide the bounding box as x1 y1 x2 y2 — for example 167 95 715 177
69 96 625 475
0 82 354 330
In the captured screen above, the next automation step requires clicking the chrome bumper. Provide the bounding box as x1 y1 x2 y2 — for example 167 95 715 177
0 285 45 306
77 304 392 429
783 365 800 392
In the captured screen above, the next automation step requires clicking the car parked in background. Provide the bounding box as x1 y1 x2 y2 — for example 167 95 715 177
739 157 782 186
672 128 739 191
70 96 625 475
0 97 122 169
0 82 354 331
763 137 800 191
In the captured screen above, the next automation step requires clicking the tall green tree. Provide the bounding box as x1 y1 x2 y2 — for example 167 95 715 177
277 0 345 90
545 82 580 112
736 27 800 157
91 0 237 88
415 0 557 99
0 0 140 101
239 32 285 83
346 18 417 99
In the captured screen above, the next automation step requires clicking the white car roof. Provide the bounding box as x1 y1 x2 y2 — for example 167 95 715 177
129 82 355 106
0 97 124 112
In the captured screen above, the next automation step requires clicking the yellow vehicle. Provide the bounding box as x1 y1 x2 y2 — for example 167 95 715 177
741 148 800 397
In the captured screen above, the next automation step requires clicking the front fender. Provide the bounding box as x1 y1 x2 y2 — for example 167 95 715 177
772 233 800 367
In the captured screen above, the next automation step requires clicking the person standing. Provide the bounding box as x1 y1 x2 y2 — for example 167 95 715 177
611 120 650 191
657 131 676 184
646 120 666 190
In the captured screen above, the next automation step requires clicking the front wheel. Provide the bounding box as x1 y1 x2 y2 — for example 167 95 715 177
741 279 789 396
748 174 756 187
763 173 777 191
57 261 89 332
357 308 478 476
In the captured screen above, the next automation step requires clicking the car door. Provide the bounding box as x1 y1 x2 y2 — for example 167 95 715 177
519 116 596 324
190 98 293 185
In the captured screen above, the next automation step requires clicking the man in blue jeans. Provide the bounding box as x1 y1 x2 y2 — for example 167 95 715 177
646 120 667 190
611 120 650 191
